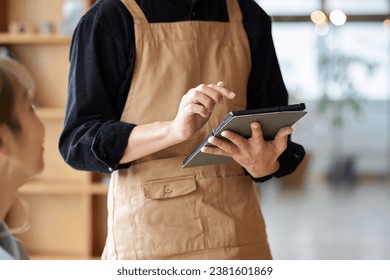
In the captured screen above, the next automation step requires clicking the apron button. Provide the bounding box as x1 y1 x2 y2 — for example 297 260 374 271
164 185 173 193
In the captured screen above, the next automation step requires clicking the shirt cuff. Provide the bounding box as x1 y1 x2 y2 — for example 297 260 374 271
250 141 306 183
91 121 136 173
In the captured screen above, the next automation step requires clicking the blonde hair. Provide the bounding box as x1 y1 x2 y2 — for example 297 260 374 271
0 57 34 237
0 56 36 132
0 56 35 96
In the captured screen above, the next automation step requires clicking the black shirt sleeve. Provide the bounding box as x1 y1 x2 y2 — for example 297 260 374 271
241 1 305 182
59 0 136 173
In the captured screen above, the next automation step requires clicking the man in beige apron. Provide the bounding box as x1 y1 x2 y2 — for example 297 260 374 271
102 0 279 260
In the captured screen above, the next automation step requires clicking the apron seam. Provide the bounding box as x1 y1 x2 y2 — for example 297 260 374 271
150 241 271 260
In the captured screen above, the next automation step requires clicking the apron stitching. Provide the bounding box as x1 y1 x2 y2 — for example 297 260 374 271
149 241 270 260
195 198 208 250
130 202 140 260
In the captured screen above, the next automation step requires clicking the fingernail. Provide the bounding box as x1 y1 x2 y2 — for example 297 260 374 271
229 91 236 98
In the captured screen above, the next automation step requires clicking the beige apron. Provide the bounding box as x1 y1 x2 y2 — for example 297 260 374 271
102 0 272 260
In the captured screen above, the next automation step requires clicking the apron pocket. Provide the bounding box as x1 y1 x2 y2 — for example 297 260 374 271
142 175 196 200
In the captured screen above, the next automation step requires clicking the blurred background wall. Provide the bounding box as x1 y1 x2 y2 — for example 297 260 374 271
255 0 390 259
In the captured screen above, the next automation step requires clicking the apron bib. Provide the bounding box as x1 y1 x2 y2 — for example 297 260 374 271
102 0 272 259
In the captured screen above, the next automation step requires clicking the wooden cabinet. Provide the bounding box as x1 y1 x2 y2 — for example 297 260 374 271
1 0 108 259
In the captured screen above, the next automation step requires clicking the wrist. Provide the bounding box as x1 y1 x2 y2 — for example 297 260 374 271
167 120 186 144
250 160 280 178
270 160 280 174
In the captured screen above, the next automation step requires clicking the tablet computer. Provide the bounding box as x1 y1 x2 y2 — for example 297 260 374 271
182 103 307 168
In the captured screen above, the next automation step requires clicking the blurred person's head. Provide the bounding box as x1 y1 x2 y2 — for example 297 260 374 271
0 57 45 220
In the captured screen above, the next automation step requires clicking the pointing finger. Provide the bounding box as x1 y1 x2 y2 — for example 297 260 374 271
207 83 236 100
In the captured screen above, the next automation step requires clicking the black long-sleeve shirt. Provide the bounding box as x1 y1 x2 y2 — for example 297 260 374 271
59 0 305 181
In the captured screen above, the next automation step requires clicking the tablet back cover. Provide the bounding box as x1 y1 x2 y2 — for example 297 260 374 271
183 111 307 168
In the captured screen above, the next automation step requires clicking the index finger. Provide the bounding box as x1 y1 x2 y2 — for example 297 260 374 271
194 84 235 105
208 83 236 100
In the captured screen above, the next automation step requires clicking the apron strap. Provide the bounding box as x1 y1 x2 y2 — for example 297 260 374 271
121 0 243 25
226 0 243 23
121 0 148 25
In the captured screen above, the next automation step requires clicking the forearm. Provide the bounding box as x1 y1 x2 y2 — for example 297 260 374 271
120 83 235 164
119 120 180 164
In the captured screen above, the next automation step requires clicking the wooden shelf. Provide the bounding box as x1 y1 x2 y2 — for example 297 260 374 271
91 183 109 195
29 254 93 260
0 33 71 45
2 0 105 260
35 107 65 120
20 181 108 195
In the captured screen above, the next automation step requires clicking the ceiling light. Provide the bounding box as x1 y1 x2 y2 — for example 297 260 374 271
329 10 347 26
311 10 327 25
